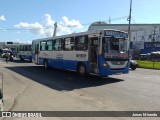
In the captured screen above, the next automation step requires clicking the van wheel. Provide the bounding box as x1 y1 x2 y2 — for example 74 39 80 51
131 66 136 70
77 63 87 77
44 60 48 69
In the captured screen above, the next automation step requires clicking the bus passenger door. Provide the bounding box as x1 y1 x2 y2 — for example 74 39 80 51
16 46 19 58
34 43 39 64
88 37 99 74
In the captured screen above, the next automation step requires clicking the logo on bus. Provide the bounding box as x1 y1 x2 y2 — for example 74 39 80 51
56 54 63 59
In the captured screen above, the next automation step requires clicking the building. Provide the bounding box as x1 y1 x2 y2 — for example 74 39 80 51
131 27 160 54
88 22 160 56
0 42 20 49
0 42 5 49
131 27 160 42
88 22 160 33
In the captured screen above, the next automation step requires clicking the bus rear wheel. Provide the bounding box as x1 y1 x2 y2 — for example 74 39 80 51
44 60 48 69
77 63 87 77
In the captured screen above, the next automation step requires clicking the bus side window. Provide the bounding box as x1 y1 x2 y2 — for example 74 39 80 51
46 46 48 50
61 39 65 50
53 40 56 50
75 36 88 51
47 40 53 51
19 46 21 51
17 47 19 52
64 37 74 51
27 46 29 51
24 46 26 51
22 46 24 51
29 46 31 51
40 41 46 51
54 39 62 51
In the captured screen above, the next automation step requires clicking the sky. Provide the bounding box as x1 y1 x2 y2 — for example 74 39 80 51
0 0 160 43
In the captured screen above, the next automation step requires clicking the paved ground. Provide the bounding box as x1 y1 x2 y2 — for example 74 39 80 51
0 58 160 120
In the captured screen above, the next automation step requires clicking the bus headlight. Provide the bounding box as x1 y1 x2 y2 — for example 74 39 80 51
102 63 108 67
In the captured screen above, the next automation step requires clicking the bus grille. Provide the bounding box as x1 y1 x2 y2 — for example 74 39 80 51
110 61 126 65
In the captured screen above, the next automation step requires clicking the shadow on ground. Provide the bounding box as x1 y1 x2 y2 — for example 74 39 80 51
5 64 124 91
12 59 32 63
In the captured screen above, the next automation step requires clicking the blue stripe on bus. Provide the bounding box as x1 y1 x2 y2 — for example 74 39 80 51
21 55 32 60
39 57 89 73
38 55 129 76
99 66 129 76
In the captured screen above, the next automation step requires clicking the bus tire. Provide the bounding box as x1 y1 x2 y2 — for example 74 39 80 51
77 63 87 77
44 60 49 69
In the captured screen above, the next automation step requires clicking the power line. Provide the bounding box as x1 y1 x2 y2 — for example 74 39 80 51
108 16 128 24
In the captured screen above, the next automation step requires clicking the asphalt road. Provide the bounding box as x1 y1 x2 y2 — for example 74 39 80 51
0 58 160 120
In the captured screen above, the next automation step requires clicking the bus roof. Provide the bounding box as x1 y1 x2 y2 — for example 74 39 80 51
32 29 128 42
19 43 32 45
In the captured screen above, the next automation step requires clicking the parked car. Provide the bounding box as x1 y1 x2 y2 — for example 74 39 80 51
0 49 3 59
130 60 138 70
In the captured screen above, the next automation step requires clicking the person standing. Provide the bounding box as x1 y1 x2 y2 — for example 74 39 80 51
5 52 10 63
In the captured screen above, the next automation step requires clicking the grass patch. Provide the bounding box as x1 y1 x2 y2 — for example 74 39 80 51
137 60 160 69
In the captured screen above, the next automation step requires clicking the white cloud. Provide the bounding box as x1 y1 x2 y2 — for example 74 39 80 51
43 14 55 27
0 15 6 21
14 14 83 37
61 16 83 28
42 14 55 37
14 22 45 34
57 16 83 35
57 25 72 35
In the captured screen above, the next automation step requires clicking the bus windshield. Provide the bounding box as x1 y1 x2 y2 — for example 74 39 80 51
102 37 129 59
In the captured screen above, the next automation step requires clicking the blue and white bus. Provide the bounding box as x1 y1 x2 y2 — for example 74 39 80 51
17 44 32 61
32 29 129 77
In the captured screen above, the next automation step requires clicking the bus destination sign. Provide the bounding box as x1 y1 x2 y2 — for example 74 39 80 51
105 30 128 38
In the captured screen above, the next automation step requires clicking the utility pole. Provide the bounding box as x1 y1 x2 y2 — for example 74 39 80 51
128 0 132 58
152 26 156 42
152 26 156 68
53 22 57 37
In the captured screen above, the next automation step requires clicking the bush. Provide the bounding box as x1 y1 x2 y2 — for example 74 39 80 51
137 60 160 69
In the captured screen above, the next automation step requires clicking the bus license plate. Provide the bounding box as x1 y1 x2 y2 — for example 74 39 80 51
115 72 123 75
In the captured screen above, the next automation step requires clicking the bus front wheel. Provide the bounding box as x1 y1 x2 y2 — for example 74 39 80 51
77 63 87 77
